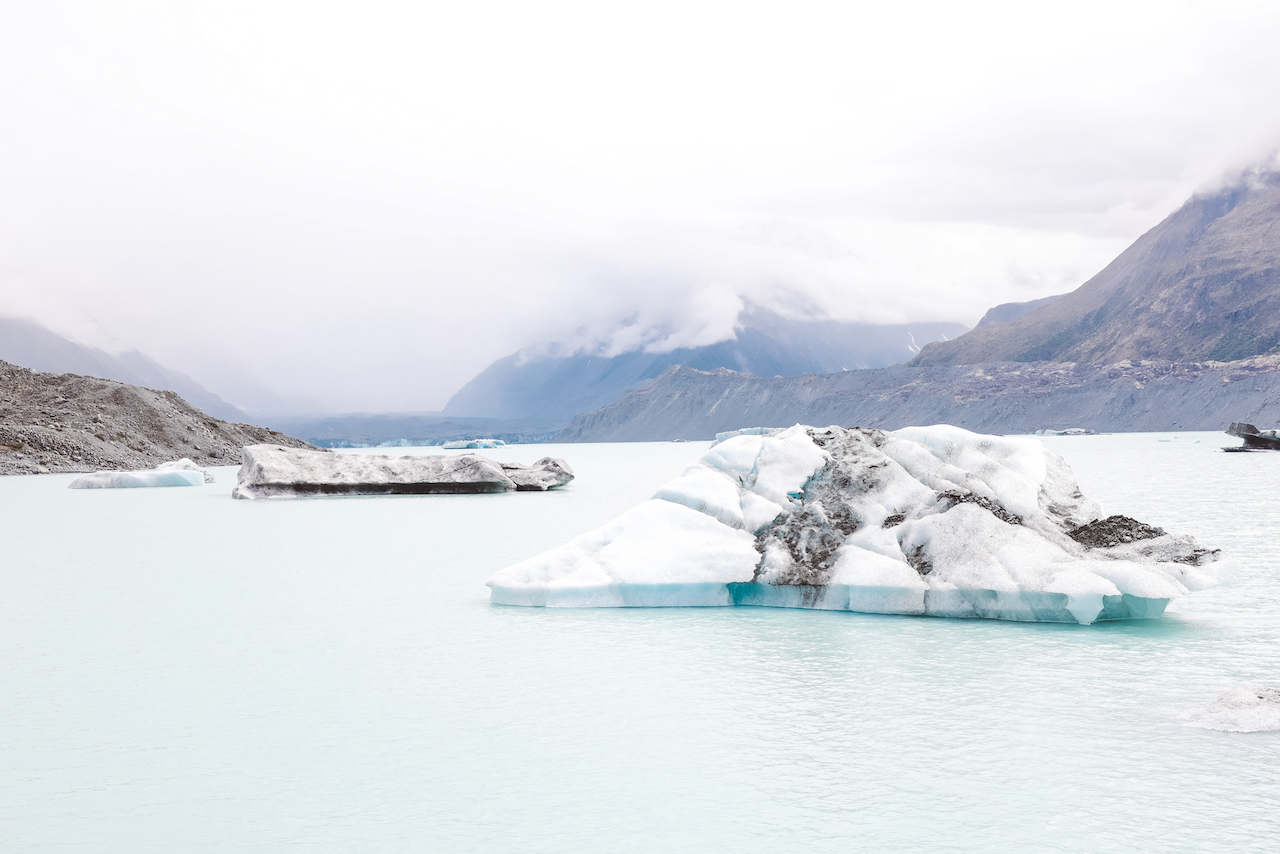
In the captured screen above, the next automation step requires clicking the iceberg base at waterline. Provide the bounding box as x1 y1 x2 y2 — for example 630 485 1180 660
232 444 573 499
487 425 1229 625
68 458 212 489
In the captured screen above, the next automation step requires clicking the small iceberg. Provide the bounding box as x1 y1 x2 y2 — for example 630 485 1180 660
1225 422 1280 452
443 439 506 449
488 425 1228 624
232 445 572 499
155 458 216 483
1185 685 1280 732
68 458 210 489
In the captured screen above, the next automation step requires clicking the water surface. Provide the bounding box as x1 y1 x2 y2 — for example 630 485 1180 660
2 433 1278 852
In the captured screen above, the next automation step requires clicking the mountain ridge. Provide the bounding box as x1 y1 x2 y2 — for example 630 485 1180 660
911 170 1280 366
0 317 248 422
554 359 1280 442
0 359 314 476
445 311 968 420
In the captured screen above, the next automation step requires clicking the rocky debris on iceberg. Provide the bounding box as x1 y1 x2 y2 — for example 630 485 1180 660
488 424 1229 624
1185 685 1280 732
232 445 573 499
500 457 574 491
443 439 506 449
68 459 208 489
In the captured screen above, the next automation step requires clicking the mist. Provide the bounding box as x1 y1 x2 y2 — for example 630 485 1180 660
3 0 1280 413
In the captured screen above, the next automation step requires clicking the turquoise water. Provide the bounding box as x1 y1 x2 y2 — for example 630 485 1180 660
2 433 1278 852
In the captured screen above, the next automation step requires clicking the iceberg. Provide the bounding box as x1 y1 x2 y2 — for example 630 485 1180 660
488 425 1229 624
68 468 205 489
155 458 216 483
500 457 575 491
443 439 506 449
232 445 573 499
1185 685 1280 732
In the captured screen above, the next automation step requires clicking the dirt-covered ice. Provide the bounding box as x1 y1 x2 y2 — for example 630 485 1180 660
488 424 1229 624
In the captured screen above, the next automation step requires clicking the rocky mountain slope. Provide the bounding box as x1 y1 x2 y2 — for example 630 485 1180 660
912 169 1280 366
444 308 967 420
0 359 314 476
555 359 1280 442
974 294 1064 327
0 316 248 422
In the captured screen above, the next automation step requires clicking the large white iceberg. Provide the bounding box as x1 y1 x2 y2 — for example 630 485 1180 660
443 439 506 449
488 425 1228 624
232 444 573 499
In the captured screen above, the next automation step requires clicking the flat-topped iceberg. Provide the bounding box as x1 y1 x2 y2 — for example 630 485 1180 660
488 425 1228 624
69 465 206 489
232 445 573 499
443 439 506 449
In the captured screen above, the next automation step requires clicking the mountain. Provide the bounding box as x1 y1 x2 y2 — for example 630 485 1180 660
0 317 248 422
444 310 968 420
974 294 1065 327
912 169 1280 366
0 359 313 476
554 359 1280 442
259 413 565 448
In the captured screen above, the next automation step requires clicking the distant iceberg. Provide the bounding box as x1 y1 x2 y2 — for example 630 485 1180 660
69 466 206 490
232 445 572 499
443 439 506 449
488 425 1228 624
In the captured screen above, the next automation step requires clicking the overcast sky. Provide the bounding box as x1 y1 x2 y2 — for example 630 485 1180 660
3 0 1280 413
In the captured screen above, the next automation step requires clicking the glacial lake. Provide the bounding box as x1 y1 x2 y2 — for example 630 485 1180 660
3 432 1279 852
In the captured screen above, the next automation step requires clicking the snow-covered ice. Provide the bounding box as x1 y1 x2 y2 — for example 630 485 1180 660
233 445 573 499
488 425 1229 624
156 458 215 483
443 439 506 449
1185 685 1280 732
68 468 205 489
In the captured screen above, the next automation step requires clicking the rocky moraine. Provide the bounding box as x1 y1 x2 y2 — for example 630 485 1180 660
0 359 315 476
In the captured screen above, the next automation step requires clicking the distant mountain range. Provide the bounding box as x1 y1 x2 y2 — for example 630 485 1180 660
552 162 1280 440
444 309 968 421
0 317 248 422
913 168 1280 366
554 359 1280 441
260 413 565 448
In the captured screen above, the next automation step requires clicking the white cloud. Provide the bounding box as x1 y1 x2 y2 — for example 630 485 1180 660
2 0 1280 411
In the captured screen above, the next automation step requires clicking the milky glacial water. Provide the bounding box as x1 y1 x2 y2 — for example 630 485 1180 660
3 433 1279 852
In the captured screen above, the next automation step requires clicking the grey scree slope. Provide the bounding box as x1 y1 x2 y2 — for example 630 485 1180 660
555 358 1280 442
232 444 574 498
0 359 314 475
